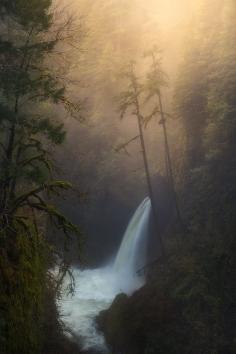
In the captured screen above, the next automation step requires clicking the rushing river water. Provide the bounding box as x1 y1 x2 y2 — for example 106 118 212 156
59 198 151 353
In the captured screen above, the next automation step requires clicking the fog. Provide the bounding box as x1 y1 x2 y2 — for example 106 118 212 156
53 0 210 265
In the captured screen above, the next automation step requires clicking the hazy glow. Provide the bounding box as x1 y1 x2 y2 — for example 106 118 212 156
63 0 205 194
152 0 187 24
145 0 196 28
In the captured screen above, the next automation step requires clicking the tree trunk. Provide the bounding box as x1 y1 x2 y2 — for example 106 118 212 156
135 98 166 259
158 92 184 231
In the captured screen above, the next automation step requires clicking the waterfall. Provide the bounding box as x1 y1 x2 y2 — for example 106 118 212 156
114 197 151 293
59 197 151 352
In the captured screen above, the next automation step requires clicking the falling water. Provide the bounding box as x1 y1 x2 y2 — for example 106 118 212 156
59 197 151 353
114 197 151 293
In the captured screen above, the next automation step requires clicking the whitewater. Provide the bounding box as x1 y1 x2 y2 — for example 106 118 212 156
59 197 151 353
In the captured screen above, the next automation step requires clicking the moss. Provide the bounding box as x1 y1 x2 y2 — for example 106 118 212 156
0 223 47 354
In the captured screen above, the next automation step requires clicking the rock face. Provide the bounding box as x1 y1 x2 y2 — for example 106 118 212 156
96 284 187 354
97 293 129 353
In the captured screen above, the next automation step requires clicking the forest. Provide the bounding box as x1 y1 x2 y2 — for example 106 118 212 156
0 0 235 354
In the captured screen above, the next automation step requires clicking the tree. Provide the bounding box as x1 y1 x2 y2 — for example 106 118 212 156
144 47 184 231
0 1 83 353
118 61 166 259
172 2 236 348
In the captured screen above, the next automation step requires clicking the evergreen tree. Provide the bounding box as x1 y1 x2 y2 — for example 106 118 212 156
144 47 184 230
0 1 83 353
173 1 236 350
118 61 166 258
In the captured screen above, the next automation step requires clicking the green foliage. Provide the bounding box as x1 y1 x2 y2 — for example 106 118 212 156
0 0 53 30
174 0 236 231
0 1 83 353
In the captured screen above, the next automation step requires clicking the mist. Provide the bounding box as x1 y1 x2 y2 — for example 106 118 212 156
1 1 236 353
53 0 199 265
